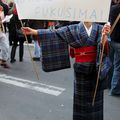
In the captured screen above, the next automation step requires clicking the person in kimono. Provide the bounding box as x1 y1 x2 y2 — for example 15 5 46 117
22 21 110 120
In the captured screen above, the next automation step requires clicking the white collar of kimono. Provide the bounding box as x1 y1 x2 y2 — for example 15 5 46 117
83 22 93 36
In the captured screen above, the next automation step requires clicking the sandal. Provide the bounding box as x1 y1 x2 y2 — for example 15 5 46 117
1 63 10 69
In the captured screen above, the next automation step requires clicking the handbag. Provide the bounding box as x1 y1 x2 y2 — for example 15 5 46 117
16 29 25 38
15 20 32 43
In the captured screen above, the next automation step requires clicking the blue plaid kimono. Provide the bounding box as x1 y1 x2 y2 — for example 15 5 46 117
38 22 104 120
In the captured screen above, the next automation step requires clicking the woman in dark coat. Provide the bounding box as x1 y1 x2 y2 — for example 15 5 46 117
9 7 26 63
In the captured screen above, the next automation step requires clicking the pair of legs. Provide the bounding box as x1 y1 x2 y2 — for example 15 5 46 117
10 40 24 63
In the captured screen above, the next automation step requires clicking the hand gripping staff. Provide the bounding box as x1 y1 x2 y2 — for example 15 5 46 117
92 13 120 106
20 20 40 80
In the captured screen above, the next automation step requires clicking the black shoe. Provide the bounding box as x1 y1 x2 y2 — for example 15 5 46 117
32 57 40 61
10 59 16 63
19 58 23 62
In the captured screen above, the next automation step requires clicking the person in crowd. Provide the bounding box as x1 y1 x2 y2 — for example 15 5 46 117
9 4 29 63
0 5 9 68
0 0 9 32
109 0 120 95
22 21 110 120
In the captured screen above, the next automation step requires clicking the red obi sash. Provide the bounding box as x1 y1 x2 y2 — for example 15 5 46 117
74 46 97 63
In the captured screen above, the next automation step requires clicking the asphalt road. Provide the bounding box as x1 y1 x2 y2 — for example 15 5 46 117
0 45 120 120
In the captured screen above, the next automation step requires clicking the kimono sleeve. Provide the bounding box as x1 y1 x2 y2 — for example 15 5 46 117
96 25 112 82
37 29 71 72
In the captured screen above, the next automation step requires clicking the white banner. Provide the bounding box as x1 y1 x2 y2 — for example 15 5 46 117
14 0 111 22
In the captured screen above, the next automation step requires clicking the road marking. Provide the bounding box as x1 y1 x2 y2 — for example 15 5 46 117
0 74 65 96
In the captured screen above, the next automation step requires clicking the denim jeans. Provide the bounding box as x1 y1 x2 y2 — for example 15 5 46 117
34 40 41 58
110 41 120 95
107 43 114 89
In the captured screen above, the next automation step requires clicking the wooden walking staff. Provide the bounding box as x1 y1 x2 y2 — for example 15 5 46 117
20 20 40 80
92 13 120 106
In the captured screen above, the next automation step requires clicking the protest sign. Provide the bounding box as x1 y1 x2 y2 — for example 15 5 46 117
14 0 111 22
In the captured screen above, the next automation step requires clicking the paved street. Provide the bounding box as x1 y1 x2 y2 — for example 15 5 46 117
0 45 120 120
